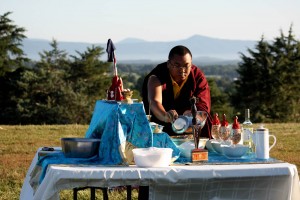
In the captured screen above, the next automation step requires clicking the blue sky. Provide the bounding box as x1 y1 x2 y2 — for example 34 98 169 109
1 0 299 43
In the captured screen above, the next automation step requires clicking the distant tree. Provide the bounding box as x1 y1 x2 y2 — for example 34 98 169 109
16 40 75 124
0 12 29 124
136 73 147 97
0 12 28 76
16 41 112 124
208 78 234 119
68 45 111 122
201 64 239 80
232 27 300 122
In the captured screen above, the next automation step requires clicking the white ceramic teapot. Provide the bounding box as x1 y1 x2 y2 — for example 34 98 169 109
253 125 276 159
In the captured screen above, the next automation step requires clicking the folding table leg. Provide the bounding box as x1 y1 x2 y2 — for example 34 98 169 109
102 188 109 200
90 187 96 200
138 186 149 200
126 185 132 200
73 188 78 200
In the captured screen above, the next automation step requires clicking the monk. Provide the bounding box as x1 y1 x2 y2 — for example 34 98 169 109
142 45 212 138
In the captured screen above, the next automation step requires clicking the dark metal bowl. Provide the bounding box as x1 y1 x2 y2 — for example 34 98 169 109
61 138 101 158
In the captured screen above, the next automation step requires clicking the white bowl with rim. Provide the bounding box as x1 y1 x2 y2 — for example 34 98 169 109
211 141 223 154
222 144 249 159
205 139 216 152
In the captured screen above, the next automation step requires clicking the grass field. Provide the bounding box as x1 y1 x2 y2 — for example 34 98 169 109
0 123 299 200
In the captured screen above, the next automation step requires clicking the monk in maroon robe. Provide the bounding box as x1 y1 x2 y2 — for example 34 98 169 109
142 45 212 138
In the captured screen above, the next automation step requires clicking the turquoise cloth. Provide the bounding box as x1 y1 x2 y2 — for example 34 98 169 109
153 133 181 159
85 100 155 164
175 152 280 164
36 153 99 184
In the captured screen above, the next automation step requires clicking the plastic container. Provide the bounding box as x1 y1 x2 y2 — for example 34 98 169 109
132 147 173 167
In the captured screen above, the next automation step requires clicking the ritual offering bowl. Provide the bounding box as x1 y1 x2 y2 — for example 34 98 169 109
171 135 194 146
132 147 173 167
171 136 208 158
122 90 133 104
150 122 164 133
61 138 101 158
177 138 209 158
221 144 249 159
146 115 152 122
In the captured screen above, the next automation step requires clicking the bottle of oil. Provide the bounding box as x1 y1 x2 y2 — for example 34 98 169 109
242 109 254 155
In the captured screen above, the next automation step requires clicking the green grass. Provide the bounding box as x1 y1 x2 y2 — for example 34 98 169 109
0 123 299 200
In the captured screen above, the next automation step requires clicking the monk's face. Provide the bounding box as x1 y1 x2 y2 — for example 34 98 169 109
167 53 192 85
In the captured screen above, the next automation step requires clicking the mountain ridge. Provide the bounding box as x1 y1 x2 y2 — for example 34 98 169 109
22 34 257 63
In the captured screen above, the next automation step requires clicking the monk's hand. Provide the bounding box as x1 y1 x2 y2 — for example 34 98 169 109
166 110 178 123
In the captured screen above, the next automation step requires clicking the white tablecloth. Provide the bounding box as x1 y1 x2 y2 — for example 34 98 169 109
21 151 300 200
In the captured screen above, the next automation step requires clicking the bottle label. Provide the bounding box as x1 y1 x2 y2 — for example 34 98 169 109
242 128 253 141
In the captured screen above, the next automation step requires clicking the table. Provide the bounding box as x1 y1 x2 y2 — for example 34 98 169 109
21 150 300 200
19 100 300 199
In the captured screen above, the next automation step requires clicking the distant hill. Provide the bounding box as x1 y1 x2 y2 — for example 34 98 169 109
21 35 257 64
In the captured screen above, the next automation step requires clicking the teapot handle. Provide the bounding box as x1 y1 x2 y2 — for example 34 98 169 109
269 135 276 150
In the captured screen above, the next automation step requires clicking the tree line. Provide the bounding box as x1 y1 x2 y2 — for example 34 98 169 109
1 12 299 124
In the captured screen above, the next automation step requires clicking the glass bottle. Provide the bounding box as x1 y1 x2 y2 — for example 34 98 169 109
242 109 254 154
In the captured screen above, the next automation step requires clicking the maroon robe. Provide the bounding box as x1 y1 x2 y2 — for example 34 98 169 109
142 62 212 138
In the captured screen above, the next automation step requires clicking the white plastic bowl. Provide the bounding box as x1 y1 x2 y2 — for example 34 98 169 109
132 147 173 167
222 144 249 159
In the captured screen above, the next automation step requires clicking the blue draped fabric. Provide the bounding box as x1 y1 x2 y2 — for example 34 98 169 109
85 100 154 164
175 151 280 164
36 153 99 184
